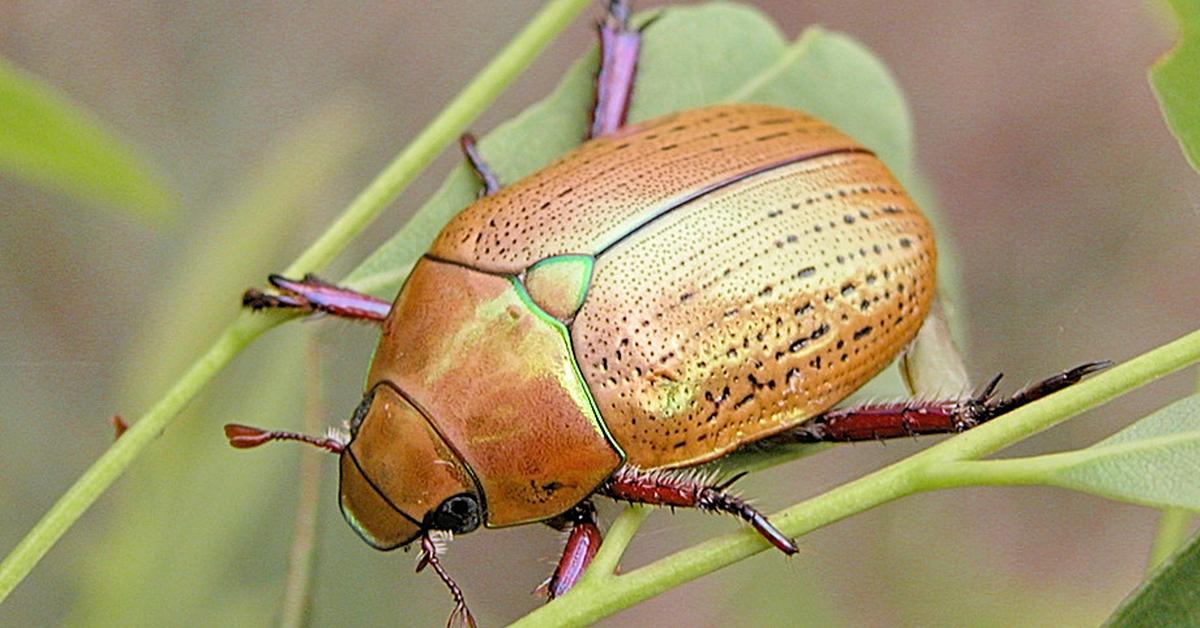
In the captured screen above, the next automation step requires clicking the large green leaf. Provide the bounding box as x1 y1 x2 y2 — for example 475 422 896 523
346 2 914 295
0 57 175 223
1106 528 1200 627
1039 394 1200 510
1150 0 1200 172
730 25 913 181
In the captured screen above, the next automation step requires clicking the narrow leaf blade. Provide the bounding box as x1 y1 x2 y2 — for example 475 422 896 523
1149 0 1200 172
0 57 175 222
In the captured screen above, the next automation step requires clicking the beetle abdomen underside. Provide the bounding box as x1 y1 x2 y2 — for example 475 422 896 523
431 104 935 469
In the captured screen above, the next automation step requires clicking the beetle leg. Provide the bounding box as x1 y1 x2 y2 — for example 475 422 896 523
600 465 798 555
417 533 478 628
243 274 391 323
459 133 501 196
538 501 602 599
778 361 1113 443
589 0 642 138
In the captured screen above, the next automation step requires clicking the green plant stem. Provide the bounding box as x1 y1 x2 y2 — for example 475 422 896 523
0 0 591 604
516 328 1200 627
278 337 327 628
574 507 649 589
1148 509 1194 572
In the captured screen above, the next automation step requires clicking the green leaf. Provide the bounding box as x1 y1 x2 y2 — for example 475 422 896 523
1045 394 1200 510
1106 528 1200 627
1150 0 1200 172
346 2 913 296
0 56 175 223
729 25 913 181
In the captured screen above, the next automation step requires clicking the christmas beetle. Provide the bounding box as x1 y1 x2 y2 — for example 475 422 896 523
228 2 1108 624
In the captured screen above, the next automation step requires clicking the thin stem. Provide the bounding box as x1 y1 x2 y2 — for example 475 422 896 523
515 328 1200 627
913 458 1052 490
1147 509 1193 573
278 337 327 628
0 0 592 603
575 506 649 588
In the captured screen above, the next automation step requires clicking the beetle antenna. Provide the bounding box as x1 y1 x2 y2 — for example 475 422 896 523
418 534 477 628
223 423 345 454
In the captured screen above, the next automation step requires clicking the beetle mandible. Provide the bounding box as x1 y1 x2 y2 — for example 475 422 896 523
228 2 1108 623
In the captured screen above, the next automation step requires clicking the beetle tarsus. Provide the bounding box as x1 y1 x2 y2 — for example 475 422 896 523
590 0 641 138
601 465 798 555
459 133 502 197
418 534 477 628
540 501 602 599
987 360 1113 417
780 360 1115 443
242 274 391 323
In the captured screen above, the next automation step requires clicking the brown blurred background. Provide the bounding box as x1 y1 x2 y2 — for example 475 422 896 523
1 1 1197 626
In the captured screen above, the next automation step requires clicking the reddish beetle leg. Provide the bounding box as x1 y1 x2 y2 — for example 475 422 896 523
418 535 477 628
540 501 603 599
602 466 798 555
459 133 501 197
243 274 391 323
781 361 1113 443
590 0 642 139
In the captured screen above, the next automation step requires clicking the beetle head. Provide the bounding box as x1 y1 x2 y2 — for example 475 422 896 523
338 382 482 549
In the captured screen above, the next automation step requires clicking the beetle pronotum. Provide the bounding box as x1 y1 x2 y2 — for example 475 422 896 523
229 2 1108 624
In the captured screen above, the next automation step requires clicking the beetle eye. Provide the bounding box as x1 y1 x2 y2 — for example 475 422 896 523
349 389 375 436
427 494 481 534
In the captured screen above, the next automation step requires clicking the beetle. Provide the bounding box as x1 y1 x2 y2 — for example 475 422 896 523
227 1 1108 624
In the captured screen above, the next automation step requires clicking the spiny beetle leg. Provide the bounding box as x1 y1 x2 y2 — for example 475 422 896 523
458 133 501 197
988 360 1113 417
242 274 391 323
600 465 798 555
418 534 477 628
539 501 602 599
589 0 642 139
781 360 1114 443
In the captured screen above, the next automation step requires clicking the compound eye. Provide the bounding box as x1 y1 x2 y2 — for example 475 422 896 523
349 389 376 436
427 493 482 534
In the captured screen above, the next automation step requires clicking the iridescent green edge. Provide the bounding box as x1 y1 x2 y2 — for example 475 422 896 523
509 276 625 461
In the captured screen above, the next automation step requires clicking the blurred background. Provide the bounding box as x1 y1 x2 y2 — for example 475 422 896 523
1 1 1197 626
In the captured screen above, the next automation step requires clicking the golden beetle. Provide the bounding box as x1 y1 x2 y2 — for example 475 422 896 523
228 2 1105 623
